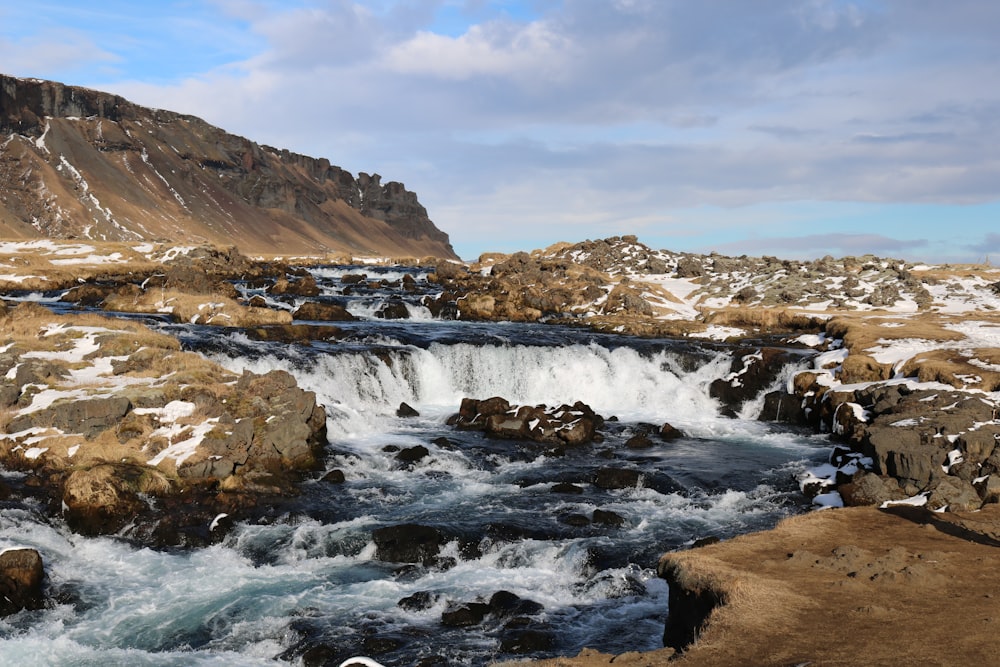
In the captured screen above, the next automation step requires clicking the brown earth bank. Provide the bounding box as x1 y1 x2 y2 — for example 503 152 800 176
500 505 1000 667
0 74 457 259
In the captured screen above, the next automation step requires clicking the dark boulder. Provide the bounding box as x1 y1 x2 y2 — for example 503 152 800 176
396 402 420 418
488 590 544 618
710 348 798 414
659 422 685 441
441 601 490 627
499 629 555 654
321 469 346 484
594 467 643 490
839 473 906 507
625 433 653 449
396 445 430 464
551 482 584 494
377 299 411 319
398 590 440 612
372 524 445 564
0 548 45 616
593 509 626 527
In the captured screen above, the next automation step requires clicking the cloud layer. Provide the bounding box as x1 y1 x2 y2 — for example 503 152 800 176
3 1 998 260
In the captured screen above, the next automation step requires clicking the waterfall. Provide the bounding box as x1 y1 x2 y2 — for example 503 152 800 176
208 341 734 438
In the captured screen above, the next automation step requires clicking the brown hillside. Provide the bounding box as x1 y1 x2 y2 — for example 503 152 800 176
0 74 457 258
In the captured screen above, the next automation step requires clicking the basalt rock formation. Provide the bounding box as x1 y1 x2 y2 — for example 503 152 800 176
0 74 457 259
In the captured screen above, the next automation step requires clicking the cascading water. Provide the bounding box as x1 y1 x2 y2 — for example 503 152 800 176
0 265 831 666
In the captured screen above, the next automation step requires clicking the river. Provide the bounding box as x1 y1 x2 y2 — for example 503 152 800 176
0 264 830 666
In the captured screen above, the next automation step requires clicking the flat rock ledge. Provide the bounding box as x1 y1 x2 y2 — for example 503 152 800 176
0 305 327 546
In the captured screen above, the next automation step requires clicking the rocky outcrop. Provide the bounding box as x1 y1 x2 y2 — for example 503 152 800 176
0 309 328 546
447 397 605 447
709 347 803 415
0 74 456 258
765 365 1000 510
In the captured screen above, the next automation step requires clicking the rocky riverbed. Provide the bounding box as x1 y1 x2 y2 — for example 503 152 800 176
2 238 1000 665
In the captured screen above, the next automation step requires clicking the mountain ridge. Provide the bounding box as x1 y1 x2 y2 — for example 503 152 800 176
0 74 457 258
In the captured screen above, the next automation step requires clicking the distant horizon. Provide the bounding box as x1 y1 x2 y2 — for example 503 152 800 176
2 1 998 264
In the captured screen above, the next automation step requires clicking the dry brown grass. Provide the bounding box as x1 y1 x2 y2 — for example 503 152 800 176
702 306 822 332
147 351 238 386
909 263 1000 283
826 314 967 354
103 289 291 327
898 348 1000 391
0 241 165 289
521 506 1000 667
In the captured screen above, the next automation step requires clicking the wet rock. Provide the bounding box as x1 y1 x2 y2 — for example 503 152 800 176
659 422 685 441
0 548 45 616
341 273 367 285
551 482 584 494
377 299 411 319
759 390 808 425
396 402 420 418
593 467 643 489
292 301 357 321
691 536 721 548
62 463 173 536
398 590 440 611
625 433 653 449
396 445 430 464
270 274 320 297
449 397 605 446
592 509 626 527
362 636 402 654
59 283 119 306
560 513 591 527
242 323 345 344
659 559 727 653
372 524 445 564
488 590 544 618
441 601 490 627
710 348 799 414
499 629 556 653
322 469 346 484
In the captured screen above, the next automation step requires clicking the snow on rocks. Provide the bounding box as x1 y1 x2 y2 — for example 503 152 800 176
0 305 327 544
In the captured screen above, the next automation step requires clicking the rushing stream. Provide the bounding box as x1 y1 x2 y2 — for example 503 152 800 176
0 265 831 666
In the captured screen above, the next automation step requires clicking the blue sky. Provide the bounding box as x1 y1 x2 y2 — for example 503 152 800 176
2 0 998 262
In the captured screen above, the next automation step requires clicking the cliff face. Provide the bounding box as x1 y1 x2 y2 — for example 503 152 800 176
0 74 457 258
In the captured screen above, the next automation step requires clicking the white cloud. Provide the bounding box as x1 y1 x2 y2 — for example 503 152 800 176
383 20 570 80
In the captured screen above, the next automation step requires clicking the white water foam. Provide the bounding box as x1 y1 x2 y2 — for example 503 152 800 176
209 342 734 439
